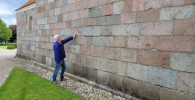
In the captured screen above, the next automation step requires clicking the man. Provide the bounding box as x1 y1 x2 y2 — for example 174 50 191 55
52 32 77 83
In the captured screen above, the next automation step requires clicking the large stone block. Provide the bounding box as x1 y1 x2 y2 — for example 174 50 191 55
124 0 132 13
108 0 120 3
163 0 184 7
136 9 160 23
97 70 109 86
82 26 101 36
114 36 126 48
93 57 127 76
173 19 195 36
81 66 88 79
58 14 63 22
67 45 80 54
46 57 52 67
121 77 138 95
91 46 105 58
65 21 71 28
65 62 72 73
160 87 195 100
101 26 113 36
55 8 61 15
108 73 122 90
171 53 195 73
113 1 124 14
138 50 170 69
96 15 120 26
127 36 155 49
78 9 89 19
156 36 195 53
141 21 173 35
185 0 195 4
127 63 148 82
49 2 56 10
72 63 82 77
138 81 160 100
88 67 97 82
60 28 74 36
121 13 136 24
48 0 54 3
101 4 113 16
92 36 113 47
105 47 120 60
160 5 195 20
52 15 58 23
42 55 46 65
80 45 90 56
45 24 49 29
132 0 144 11
144 0 163 10
178 72 195 94
86 18 96 26
42 17 47 24
112 24 140 36
89 7 101 18
120 48 137 63
148 66 178 89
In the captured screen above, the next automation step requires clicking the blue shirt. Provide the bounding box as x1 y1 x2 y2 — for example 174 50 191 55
53 36 73 64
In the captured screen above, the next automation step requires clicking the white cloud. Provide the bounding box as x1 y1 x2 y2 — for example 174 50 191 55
2 18 16 26
0 4 13 15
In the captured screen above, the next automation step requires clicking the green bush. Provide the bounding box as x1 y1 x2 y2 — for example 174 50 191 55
7 45 16 49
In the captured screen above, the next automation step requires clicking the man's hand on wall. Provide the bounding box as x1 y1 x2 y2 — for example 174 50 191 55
73 30 77 38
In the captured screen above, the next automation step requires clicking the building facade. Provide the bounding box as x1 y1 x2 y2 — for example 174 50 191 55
16 0 195 99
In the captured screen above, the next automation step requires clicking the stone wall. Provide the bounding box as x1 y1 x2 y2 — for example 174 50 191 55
16 0 195 99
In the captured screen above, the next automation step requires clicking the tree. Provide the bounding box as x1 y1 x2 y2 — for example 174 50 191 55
9 25 17 43
0 18 12 43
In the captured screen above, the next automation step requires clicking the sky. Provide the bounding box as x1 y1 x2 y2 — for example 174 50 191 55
0 0 28 26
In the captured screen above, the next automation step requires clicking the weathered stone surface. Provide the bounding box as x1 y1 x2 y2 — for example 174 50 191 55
132 0 144 11
124 0 132 13
58 14 63 22
82 26 101 36
82 66 88 79
156 36 195 53
113 1 124 14
127 63 148 82
42 55 46 65
88 67 97 82
101 4 113 16
148 66 178 89
136 9 160 23
141 21 173 35
108 73 121 90
49 24 55 29
127 36 155 49
96 15 120 26
185 0 195 4
138 81 160 100
67 45 80 54
89 7 101 18
92 37 113 47
173 19 195 36
144 0 163 10
178 72 195 94
121 77 137 95
65 21 71 28
93 57 127 76
48 0 54 3
101 26 113 36
121 48 136 63
114 36 126 48
97 70 109 86
105 47 120 60
86 18 96 26
138 50 170 69
160 5 195 20
112 24 140 36
121 13 136 24
60 28 74 36
91 46 105 58
171 53 195 73
55 8 61 15
160 87 195 100
163 0 184 7
42 17 47 24
72 63 82 77
46 57 52 67
80 45 90 56
52 15 58 23
49 2 56 10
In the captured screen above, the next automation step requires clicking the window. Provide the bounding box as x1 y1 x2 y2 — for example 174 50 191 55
29 16 33 31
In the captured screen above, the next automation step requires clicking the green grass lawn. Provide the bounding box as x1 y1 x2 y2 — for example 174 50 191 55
0 46 8 49
0 67 85 100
